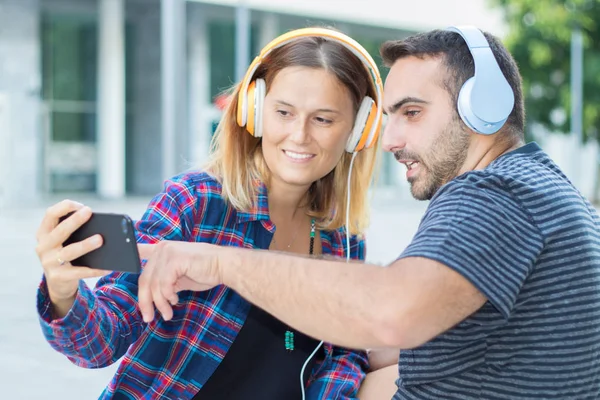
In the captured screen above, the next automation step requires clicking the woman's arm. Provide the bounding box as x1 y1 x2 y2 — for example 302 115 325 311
306 346 369 399
367 348 399 371
357 364 398 400
37 176 199 367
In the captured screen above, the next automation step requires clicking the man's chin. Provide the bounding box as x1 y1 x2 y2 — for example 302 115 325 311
410 191 429 201
409 182 437 201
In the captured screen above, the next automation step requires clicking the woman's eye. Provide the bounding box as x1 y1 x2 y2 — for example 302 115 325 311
276 110 290 117
315 117 333 124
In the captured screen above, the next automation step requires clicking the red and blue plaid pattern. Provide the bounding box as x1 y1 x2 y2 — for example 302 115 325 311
37 171 369 399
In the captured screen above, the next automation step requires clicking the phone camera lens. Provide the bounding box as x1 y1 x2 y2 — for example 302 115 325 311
121 218 128 234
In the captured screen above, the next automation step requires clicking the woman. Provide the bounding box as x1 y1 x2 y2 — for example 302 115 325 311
34 27 383 399
358 349 401 399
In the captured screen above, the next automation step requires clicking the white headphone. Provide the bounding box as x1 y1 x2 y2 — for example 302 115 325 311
447 26 515 134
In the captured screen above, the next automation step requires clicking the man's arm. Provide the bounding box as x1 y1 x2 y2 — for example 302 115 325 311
221 247 486 349
139 185 540 350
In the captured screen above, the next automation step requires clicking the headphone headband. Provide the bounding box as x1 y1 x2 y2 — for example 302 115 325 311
237 28 384 150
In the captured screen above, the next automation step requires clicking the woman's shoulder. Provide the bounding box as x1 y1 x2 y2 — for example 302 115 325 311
163 170 225 200
161 170 230 214
322 224 366 242
168 170 222 192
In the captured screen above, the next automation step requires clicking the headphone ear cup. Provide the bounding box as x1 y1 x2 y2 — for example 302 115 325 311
245 79 266 137
346 97 374 153
361 100 380 150
236 82 248 128
458 75 513 135
246 81 256 135
253 79 266 138
456 77 478 133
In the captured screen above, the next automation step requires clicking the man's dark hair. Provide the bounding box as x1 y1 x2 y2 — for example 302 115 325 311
380 29 524 140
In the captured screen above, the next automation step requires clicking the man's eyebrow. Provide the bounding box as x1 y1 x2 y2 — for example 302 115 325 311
384 97 429 115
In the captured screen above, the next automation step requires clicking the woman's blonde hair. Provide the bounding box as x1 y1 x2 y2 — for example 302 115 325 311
203 35 382 236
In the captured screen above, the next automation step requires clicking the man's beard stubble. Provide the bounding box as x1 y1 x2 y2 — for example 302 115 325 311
395 121 470 201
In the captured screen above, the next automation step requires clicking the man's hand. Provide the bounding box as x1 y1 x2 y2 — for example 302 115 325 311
137 241 224 323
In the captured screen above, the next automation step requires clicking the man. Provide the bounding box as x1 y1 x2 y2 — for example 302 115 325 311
138 27 600 399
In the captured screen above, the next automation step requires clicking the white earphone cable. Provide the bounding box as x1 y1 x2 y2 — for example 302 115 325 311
300 340 324 399
345 151 358 262
300 151 358 400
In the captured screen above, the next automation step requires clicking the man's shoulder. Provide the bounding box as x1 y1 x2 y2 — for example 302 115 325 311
422 167 538 234
430 169 514 207
432 143 558 207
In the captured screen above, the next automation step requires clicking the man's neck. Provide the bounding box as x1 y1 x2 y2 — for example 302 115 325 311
459 137 522 176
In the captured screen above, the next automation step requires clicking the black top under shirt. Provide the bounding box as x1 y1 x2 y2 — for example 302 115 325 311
193 304 323 399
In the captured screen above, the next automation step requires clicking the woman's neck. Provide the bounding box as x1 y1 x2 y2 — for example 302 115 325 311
267 179 311 222
266 178 320 256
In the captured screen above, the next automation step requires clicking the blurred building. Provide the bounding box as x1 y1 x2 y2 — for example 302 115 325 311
0 0 505 206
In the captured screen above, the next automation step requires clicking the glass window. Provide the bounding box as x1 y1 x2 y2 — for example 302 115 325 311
41 11 135 193
51 111 96 142
41 14 98 103
208 20 260 102
41 14 134 142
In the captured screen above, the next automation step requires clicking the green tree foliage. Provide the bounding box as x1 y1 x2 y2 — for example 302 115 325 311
491 0 600 141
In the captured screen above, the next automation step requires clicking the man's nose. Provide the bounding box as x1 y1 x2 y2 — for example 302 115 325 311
381 120 406 153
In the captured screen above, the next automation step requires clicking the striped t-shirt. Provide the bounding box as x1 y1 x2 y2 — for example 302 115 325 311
395 142 600 399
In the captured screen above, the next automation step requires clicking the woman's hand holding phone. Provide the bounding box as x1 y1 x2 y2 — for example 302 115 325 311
35 200 109 319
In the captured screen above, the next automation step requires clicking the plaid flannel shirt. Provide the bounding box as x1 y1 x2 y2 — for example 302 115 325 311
37 171 369 399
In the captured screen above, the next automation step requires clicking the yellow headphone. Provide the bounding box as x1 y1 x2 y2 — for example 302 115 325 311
236 28 384 153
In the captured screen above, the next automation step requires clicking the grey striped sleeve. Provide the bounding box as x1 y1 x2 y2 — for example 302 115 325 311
399 183 545 318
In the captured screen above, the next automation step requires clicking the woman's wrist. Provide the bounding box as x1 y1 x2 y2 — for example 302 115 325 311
48 290 77 320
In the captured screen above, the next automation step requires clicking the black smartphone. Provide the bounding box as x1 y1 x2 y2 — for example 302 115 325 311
60 212 141 274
